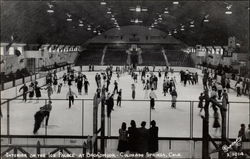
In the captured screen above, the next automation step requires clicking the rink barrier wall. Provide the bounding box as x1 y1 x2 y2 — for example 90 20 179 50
1 98 249 139
0 64 74 99
74 65 203 74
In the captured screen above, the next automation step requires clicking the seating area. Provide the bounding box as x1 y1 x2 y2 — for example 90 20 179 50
141 49 166 66
104 46 127 65
75 44 105 65
165 50 195 67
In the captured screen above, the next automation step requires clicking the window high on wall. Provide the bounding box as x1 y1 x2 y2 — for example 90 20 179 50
8 47 14 55
0 47 4 55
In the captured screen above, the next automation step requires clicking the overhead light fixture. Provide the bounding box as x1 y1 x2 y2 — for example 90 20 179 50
181 27 185 31
203 15 209 23
117 27 121 30
174 29 177 34
100 1 106 5
66 13 72 22
173 1 179 5
149 27 152 30
98 31 101 35
158 17 163 20
154 21 158 25
204 19 209 22
79 23 84 27
107 11 112 14
93 30 97 33
131 18 143 23
47 3 54 13
164 10 169 14
190 21 195 27
225 4 232 15
87 25 91 30
129 5 148 12
111 17 115 20
168 32 172 36
151 25 155 28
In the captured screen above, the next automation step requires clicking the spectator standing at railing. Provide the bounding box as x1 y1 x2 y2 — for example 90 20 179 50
128 120 138 153
19 83 28 102
148 120 159 153
117 122 128 153
137 121 149 154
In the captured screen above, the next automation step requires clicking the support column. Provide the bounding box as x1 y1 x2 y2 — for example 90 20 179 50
202 99 210 159
100 99 105 153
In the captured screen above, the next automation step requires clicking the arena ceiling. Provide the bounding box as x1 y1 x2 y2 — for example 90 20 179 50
0 0 249 50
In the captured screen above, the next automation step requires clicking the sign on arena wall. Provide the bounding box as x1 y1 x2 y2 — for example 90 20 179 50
195 45 206 56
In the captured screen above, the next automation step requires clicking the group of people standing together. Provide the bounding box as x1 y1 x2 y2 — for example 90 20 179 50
117 120 159 154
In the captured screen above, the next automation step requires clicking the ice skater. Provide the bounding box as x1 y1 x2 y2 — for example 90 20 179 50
45 84 53 100
34 82 42 103
57 83 63 94
19 83 28 102
131 84 136 100
66 88 77 108
117 89 122 107
170 88 177 109
113 80 118 94
28 82 35 102
149 88 157 109
84 78 90 95
40 100 52 127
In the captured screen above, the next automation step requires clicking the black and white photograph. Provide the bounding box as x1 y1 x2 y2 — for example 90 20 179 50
0 0 250 158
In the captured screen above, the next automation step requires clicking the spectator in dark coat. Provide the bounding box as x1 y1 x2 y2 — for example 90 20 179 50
128 120 138 153
117 122 128 152
148 120 159 153
33 109 46 134
136 121 149 154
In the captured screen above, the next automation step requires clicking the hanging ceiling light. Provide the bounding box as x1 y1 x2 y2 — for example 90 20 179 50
190 21 195 27
66 13 72 22
225 4 232 15
87 25 91 30
107 10 112 14
173 1 179 5
203 15 209 22
168 32 172 36
100 1 106 5
47 3 54 13
93 30 97 33
174 29 177 34
79 23 84 27
181 25 185 31
98 31 101 35
149 27 152 30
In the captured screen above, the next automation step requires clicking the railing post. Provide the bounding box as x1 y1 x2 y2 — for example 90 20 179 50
82 99 84 137
7 100 10 136
37 141 41 159
14 147 18 159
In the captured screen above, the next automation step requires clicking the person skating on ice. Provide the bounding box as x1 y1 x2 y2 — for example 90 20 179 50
28 82 35 103
66 87 77 109
40 100 52 127
170 88 177 109
19 83 28 102
34 81 42 103
131 84 136 100
84 78 90 95
149 88 157 109
117 89 122 107
57 83 63 94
